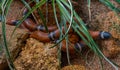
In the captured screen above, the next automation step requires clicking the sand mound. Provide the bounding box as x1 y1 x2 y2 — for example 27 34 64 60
14 38 59 70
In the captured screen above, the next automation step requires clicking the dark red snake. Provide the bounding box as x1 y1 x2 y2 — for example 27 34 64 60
6 0 112 54
6 17 112 53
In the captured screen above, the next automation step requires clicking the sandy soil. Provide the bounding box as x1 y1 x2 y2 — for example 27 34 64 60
5 0 120 70
14 38 59 70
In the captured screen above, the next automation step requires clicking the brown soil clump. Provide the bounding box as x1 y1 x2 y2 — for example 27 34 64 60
62 65 85 70
94 12 120 58
14 38 59 70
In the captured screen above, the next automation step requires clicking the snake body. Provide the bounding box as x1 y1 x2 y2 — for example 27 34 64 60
6 0 112 54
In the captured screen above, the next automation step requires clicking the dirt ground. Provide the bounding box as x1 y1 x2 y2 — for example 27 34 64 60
5 0 120 70
14 38 59 70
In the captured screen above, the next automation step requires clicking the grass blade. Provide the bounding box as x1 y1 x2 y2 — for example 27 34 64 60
0 0 15 70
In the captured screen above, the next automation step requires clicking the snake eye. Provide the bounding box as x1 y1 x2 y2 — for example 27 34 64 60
99 31 112 39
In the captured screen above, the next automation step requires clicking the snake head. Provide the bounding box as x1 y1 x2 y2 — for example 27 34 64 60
99 31 112 40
